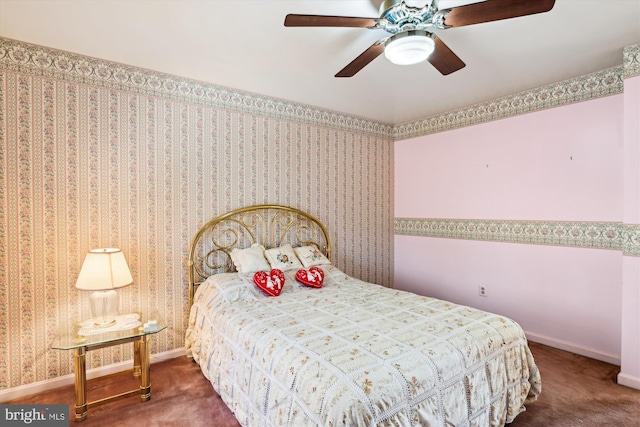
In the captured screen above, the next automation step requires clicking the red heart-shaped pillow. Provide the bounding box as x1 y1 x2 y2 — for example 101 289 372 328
295 267 325 288
253 269 285 296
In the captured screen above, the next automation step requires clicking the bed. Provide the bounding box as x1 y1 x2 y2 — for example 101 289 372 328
184 204 541 426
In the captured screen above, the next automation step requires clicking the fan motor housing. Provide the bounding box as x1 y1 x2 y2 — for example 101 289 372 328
378 0 442 33
379 0 434 15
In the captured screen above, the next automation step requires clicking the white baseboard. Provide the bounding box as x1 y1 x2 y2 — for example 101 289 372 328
525 331 621 366
0 348 186 403
617 372 640 390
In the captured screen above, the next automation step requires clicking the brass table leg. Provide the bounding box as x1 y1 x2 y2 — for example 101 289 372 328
74 347 87 422
139 336 151 402
133 340 141 378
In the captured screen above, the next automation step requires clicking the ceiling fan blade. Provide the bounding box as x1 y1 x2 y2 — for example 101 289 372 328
285 14 378 28
335 42 385 78
444 0 555 27
428 36 466 75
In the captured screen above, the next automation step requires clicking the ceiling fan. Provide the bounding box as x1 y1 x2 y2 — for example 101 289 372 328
284 0 556 77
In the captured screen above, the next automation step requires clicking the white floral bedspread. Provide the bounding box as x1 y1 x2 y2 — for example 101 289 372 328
185 265 541 427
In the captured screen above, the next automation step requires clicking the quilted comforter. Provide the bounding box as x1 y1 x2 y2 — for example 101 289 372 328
185 265 541 426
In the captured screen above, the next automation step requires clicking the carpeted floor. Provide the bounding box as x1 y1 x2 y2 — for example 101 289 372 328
7 353 240 427
510 342 640 427
6 341 640 426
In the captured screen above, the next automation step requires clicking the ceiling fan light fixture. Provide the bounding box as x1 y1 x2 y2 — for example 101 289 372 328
384 30 435 66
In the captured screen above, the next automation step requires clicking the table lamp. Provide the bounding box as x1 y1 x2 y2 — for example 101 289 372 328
75 248 133 328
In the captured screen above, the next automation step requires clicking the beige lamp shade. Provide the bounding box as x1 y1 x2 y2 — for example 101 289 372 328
76 248 133 291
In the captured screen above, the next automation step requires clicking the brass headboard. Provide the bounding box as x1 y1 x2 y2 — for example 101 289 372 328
187 204 331 307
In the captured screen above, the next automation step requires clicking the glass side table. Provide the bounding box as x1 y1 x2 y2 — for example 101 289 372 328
51 309 166 422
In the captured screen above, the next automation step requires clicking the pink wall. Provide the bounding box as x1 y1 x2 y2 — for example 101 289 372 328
395 235 622 360
396 96 623 221
395 95 625 362
620 76 640 388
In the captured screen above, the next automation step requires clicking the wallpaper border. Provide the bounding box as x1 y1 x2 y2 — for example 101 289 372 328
394 44 638 139
393 67 623 140
1 37 637 141
0 37 394 139
623 44 640 79
395 218 640 256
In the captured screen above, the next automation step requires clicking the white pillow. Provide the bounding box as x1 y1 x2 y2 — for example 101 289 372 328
264 244 304 271
294 245 331 268
230 243 270 274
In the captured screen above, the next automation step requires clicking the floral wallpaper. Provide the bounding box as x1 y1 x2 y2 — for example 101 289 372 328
0 38 393 391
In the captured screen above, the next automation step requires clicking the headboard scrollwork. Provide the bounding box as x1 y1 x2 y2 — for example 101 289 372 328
187 204 331 307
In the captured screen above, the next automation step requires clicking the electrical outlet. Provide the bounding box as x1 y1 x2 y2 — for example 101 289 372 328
479 285 487 297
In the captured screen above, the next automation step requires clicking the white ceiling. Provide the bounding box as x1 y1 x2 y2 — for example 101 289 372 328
0 0 639 124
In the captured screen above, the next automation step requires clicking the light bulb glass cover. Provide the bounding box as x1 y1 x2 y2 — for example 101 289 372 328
384 30 435 65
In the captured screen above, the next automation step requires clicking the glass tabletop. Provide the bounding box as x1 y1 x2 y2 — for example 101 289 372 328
51 309 166 350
